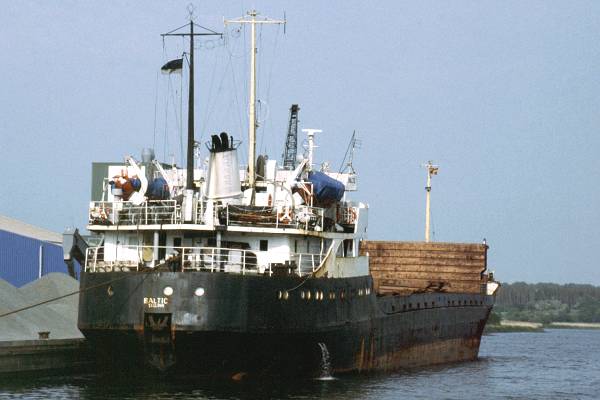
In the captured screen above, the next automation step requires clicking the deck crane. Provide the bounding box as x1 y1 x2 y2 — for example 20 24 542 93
282 104 300 170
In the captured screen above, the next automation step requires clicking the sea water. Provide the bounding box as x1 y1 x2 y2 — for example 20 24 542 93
1 329 599 399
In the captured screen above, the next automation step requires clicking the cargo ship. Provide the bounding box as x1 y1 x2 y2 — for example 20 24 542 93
64 11 499 377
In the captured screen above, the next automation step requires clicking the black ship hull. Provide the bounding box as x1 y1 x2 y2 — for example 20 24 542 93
78 271 493 376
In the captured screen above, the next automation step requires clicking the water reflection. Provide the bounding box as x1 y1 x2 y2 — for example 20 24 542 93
1 330 599 400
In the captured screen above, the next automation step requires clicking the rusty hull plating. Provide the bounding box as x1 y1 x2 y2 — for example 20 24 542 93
78 264 494 376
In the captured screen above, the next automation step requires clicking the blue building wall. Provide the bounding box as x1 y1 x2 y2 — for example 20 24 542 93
0 230 70 287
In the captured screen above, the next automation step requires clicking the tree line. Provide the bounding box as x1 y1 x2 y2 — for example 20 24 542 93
494 282 600 323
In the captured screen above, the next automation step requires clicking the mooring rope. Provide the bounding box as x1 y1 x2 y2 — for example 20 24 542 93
0 271 156 320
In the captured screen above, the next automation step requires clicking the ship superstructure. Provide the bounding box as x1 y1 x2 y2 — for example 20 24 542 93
85 129 368 280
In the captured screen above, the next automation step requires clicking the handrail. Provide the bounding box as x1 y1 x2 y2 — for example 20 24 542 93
89 200 325 232
89 200 179 225
84 245 325 277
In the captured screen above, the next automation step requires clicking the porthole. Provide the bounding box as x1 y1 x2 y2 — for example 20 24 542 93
283 291 289 300
278 290 283 300
417 303 420 309
424 302 428 308
194 287 205 297
163 286 174 296
409 303 412 309
107 285 114 297
307 291 312 300
301 291 306 300
340 290 345 300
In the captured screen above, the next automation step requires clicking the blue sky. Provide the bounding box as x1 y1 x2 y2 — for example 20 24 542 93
1 1 599 284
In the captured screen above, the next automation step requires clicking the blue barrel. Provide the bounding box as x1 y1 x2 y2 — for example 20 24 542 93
148 177 169 200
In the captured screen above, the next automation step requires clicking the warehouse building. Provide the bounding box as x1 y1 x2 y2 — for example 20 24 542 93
0 215 71 287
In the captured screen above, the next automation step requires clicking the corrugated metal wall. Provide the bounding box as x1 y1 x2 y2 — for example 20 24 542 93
0 230 70 287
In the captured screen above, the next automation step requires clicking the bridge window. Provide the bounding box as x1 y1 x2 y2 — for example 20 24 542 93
343 239 354 257
260 240 268 251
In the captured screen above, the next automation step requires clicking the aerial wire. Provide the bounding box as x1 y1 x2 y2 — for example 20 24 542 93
201 37 222 143
153 71 159 150
338 133 354 173
0 269 166 320
180 36 184 166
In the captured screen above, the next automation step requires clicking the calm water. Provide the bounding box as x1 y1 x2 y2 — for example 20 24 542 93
1 329 599 399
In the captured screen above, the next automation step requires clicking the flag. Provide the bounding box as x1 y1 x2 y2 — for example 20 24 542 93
161 58 183 74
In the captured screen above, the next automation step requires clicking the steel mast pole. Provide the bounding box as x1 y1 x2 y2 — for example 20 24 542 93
162 13 222 221
162 14 222 192
225 11 286 201
186 20 195 190
423 161 439 242
249 11 257 190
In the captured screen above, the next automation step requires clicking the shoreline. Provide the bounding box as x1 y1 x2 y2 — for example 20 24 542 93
485 321 600 334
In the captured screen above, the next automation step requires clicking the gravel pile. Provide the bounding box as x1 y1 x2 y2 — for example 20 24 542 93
0 273 83 341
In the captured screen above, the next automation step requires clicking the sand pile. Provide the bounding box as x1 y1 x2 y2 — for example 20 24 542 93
0 273 83 341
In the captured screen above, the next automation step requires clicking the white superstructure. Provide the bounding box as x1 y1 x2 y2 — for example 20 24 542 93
86 129 368 279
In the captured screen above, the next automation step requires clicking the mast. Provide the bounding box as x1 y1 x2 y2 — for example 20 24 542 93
422 161 439 242
162 12 222 192
187 20 195 190
225 10 286 196
249 11 256 188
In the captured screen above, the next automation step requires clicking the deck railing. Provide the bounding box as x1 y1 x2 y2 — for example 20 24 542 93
89 200 180 225
84 245 325 276
88 200 325 232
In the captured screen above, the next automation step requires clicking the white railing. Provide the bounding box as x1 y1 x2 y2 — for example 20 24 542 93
89 200 324 232
84 245 325 277
89 200 180 225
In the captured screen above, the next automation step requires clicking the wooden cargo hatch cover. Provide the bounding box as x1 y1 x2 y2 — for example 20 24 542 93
360 241 488 295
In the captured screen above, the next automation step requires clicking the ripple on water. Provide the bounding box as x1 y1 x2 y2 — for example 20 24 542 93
1 330 599 400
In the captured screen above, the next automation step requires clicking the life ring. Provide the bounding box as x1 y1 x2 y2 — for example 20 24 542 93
278 206 293 223
347 207 357 224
